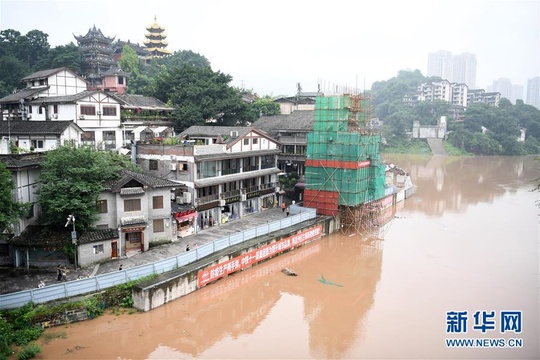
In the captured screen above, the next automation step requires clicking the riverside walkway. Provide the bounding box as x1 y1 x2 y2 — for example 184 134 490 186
0 206 295 295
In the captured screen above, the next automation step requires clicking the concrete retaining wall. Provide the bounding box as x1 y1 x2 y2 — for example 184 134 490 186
132 217 336 311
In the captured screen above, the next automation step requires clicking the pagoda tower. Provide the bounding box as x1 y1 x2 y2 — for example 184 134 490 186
74 25 116 86
144 16 172 61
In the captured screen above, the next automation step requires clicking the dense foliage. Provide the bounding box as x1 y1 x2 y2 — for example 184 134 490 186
37 145 138 231
0 29 81 97
371 70 540 155
0 162 30 233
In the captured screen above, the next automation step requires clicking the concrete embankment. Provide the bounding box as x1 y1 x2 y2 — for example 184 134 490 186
132 217 335 311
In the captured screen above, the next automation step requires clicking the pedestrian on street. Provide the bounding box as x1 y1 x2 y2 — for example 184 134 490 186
286 207 290 217
57 265 62 281
186 244 190 251
119 264 123 271
281 202 286 212
38 281 45 288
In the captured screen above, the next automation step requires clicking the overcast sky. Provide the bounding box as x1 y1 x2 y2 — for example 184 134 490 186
1 0 539 96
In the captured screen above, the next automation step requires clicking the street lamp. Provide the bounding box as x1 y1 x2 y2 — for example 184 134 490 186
65 214 78 269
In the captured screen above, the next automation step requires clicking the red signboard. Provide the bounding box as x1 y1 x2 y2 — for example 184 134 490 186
197 225 323 287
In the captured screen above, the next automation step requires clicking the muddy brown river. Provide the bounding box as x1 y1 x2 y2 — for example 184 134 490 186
37 155 539 359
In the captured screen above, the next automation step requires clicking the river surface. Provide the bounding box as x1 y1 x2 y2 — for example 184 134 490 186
37 155 539 360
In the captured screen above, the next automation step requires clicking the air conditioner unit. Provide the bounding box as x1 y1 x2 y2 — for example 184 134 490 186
176 196 184 204
241 194 247 201
219 199 226 206
169 163 177 171
183 192 192 204
79 115 85 120
53 114 58 119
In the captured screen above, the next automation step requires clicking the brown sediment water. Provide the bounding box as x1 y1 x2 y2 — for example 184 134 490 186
37 156 539 359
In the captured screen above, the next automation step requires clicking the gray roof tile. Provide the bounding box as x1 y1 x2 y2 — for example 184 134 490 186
0 120 81 135
253 110 314 135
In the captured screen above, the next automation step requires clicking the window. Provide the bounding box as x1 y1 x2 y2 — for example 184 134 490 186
28 106 32 114
178 161 188 171
80 105 96 116
253 138 258 145
153 219 164 233
124 199 141 212
97 199 108 213
103 106 117 116
93 244 104 254
53 104 58 114
153 195 163 209
118 76 124 85
96 224 108 230
38 106 43 114
31 140 44 149
149 159 158 170
243 138 249 145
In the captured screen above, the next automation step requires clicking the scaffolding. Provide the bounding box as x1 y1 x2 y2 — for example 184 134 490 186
303 93 389 234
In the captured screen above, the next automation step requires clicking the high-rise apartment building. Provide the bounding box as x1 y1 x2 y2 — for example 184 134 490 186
491 78 513 101
427 51 477 88
427 51 452 80
452 53 476 88
526 77 540 109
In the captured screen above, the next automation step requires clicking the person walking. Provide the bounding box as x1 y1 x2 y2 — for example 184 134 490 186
57 265 63 281
286 207 290 217
281 202 286 212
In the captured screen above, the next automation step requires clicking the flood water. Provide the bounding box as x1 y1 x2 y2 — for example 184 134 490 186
38 155 539 360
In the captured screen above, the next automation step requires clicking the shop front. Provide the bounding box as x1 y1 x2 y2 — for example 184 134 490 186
175 209 198 238
121 226 145 255
221 194 241 223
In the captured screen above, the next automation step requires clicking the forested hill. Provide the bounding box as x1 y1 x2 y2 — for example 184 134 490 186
370 70 540 155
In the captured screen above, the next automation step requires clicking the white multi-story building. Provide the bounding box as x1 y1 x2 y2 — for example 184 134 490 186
467 89 501 107
0 67 174 153
416 81 468 107
136 126 282 237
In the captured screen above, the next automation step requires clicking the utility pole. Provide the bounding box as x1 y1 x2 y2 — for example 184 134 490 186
65 214 77 269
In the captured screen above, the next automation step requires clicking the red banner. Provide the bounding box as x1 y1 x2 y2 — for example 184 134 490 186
197 225 323 287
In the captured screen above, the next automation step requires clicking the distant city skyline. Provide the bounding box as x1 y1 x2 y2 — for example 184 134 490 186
427 51 477 88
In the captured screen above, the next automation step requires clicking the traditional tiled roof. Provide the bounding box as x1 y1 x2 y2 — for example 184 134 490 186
111 93 172 111
0 120 82 135
100 66 130 77
0 87 46 104
0 153 45 169
104 169 179 192
178 125 253 144
21 67 67 81
78 228 118 245
252 110 315 135
26 90 100 104
9 225 71 248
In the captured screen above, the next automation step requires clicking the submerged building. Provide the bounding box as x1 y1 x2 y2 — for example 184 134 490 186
303 94 390 233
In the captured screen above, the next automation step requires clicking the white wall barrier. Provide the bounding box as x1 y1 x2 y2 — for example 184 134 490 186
0 209 316 310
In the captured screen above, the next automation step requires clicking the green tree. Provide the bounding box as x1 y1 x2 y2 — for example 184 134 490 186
118 45 140 75
36 43 82 73
0 162 30 233
38 146 138 231
151 64 253 130
252 97 281 118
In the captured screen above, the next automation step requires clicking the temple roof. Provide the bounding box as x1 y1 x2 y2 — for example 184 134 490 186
74 24 115 43
146 16 166 32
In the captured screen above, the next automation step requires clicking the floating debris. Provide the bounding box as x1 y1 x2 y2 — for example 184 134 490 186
318 274 343 287
281 268 298 276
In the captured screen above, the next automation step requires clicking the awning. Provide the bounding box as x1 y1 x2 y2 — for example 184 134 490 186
175 211 198 222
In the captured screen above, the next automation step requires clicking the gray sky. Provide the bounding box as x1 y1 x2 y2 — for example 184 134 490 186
1 0 539 96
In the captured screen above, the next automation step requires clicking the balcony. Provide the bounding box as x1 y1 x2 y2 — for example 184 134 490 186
196 193 220 206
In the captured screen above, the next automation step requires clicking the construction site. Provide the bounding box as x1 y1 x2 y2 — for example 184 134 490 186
303 93 395 234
